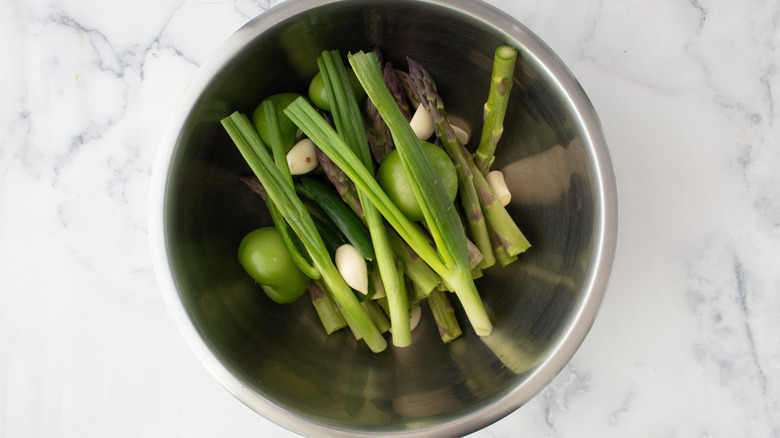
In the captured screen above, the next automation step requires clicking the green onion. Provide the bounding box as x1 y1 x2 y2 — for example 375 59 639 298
262 100 320 280
221 112 387 352
263 100 295 187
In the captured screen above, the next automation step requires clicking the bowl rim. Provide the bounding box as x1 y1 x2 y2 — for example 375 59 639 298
148 0 618 436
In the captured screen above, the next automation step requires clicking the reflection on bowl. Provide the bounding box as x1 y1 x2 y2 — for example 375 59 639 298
149 0 617 436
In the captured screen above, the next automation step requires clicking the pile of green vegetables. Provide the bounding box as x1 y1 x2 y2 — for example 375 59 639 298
222 45 529 353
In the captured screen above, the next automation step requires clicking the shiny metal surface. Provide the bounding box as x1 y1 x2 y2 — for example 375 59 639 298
149 0 617 436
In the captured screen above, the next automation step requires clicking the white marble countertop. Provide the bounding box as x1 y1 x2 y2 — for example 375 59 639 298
2 0 778 436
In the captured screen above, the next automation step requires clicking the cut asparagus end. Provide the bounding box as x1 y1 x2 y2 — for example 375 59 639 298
427 289 462 343
309 281 348 334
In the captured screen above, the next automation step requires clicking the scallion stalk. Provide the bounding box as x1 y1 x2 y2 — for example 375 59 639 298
262 100 320 280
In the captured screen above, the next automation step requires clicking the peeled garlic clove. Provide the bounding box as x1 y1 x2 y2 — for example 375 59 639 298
410 103 435 141
447 115 471 145
450 123 470 146
335 244 368 295
409 306 422 331
486 170 511 206
286 138 319 175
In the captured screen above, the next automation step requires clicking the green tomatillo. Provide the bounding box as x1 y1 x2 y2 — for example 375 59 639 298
238 227 310 304
376 141 458 221
251 93 303 154
308 69 366 112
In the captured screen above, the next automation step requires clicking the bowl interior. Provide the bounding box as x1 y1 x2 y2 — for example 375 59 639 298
160 0 611 436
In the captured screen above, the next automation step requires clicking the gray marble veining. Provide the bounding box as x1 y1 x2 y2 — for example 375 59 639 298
1 0 778 437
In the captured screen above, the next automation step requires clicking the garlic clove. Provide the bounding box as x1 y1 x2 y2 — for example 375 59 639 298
409 306 422 331
409 103 435 141
286 138 319 175
486 170 511 206
450 123 470 146
334 244 368 295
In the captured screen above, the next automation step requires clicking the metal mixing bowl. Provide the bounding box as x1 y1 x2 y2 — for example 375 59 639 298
149 0 618 436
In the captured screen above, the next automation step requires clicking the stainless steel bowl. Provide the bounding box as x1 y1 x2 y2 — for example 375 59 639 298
149 0 617 436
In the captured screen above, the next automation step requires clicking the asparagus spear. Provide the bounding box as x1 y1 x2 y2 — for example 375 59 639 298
466 152 531 257
365 99 394 165
365 51 412 164
362 300 391 333
384 63 412 119
386 227 440 295
240 175 265 199
406 57 496 269
427 289 462 343
316 146 364 218
492 240 518 267
309 280 347 334
409 281 429 305
365 48 393 163
371 45 385 69
396 69 421 109
475 45 518 175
